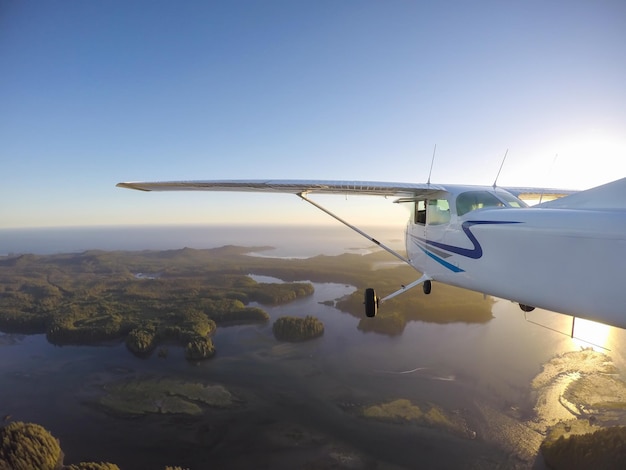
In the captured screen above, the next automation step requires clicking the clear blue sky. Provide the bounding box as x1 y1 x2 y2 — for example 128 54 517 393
1 0 625 228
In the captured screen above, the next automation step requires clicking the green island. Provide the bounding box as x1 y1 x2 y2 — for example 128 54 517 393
0 421 187 470
94 377 239 417
272 315 324 342
0 245 494 357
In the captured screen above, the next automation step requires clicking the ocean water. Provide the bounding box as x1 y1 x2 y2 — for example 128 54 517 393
0 224 405 257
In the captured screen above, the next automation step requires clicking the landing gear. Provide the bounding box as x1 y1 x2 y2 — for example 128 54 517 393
364 288 378 318
519 304 535 312
364 276 432 317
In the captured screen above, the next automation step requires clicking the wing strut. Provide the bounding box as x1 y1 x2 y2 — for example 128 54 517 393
297 193 411 265
523 312 610 351
379 274 431 302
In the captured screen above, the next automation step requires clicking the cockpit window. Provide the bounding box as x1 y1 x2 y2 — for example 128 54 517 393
456 191 528 216
428 199 450 225
456 191 505 216
414 199 451 225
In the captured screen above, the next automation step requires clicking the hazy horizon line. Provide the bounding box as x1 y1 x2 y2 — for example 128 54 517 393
0 222 406 231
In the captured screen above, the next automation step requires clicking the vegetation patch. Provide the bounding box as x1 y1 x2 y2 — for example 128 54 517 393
0 421 187 469
359 399 470 436
0 421 62 470
272 316 324 342
184 336 216 361
65 463 121 470
96 378 238 417
541 425 626 470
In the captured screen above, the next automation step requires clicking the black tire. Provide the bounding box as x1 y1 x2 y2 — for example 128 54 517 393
519 304 535 312
423 280 432 295
364 288 378 318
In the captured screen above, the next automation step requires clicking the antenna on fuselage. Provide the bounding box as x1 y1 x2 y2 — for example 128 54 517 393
492 149 508 188
427 144 437 187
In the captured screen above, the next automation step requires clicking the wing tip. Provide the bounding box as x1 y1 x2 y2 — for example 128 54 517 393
116 182 152 192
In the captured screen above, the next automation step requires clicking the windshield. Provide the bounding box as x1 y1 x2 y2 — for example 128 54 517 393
495 191 528 208
456 191 526 216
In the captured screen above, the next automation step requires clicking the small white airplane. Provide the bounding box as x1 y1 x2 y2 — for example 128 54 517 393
117 177 626 330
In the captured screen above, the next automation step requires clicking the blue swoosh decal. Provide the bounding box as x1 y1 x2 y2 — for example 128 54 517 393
413 220 521 260
418 246 465 272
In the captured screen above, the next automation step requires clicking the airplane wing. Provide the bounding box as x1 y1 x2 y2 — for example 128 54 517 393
501 186 578 200
116 179 447 198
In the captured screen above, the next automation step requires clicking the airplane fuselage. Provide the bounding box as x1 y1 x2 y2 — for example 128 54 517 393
407 205 626 328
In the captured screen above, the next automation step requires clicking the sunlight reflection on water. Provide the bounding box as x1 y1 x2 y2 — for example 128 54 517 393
572 318 612 351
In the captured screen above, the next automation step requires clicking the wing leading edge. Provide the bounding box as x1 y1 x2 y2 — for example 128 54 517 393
116 179 447 197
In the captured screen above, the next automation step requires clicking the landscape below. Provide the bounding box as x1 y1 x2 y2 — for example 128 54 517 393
0 246 493 357
1 246 626 469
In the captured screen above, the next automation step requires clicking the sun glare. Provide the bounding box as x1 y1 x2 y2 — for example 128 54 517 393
548 130 626 188
572 317 612 351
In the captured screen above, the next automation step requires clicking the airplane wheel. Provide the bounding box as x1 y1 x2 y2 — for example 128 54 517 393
423 280 432 295
519 304 535 312
364 288 378 318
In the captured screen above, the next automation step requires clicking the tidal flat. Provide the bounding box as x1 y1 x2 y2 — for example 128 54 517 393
94 378 239 416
